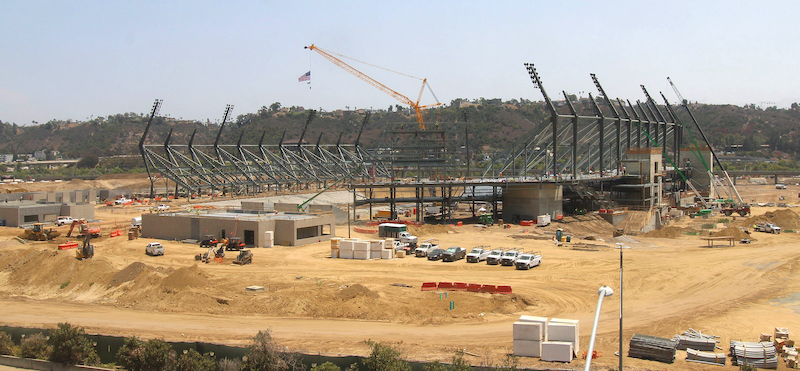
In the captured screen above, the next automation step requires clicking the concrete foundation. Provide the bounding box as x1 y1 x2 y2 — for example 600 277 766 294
502 183 562 223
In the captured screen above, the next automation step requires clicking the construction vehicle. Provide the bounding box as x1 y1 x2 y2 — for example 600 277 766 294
195 244 225 263
224 237 246 251
76 232 94 260
233 249 253 265
24 223 61 241
305 44 441 130
479 214 493 225
755 223 781 234
67 219 100 238
720 204 751 217
199 235 219 248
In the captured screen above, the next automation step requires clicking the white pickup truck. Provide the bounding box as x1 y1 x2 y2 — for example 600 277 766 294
486 249 504 265
500 250 523 266
466 246 491 263
414 240 439 257
399 231 418 246
755 223 781 234
515 251 542 270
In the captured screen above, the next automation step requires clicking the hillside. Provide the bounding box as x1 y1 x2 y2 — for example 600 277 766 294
1 100 799 166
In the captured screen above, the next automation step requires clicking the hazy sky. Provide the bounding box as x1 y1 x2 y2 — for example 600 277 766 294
1 1 798 126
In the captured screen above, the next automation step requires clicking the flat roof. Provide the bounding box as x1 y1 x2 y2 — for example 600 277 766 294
161 211 320 221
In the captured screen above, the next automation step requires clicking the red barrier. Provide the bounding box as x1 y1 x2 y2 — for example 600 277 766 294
496 285 513 295
467 283 482 292
353 227 378 234
480 285 497 293
437 282 454 290
520 220 534 226
457 221 463 226
421 282 437 291
58 242 79 250
453 282 468 291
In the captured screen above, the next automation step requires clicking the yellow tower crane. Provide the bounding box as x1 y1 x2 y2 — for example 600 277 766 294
305 44 441 129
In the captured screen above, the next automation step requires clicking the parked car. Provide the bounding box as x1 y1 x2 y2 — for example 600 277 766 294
486 249 504 265
114 198 132 205
156 204 170 211
515 252 542 270
500 250 522 266
426 248 445 261
54 216 74 226
466 246 491 263
145 242 164 256
441 247 466 262
415 240 439 257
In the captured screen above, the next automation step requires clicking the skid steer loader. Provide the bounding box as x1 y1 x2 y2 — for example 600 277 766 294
233 250 253 265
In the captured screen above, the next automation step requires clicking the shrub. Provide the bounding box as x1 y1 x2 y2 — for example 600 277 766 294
0 332 15 355
311 362 342 371
116 336 175 371
360 340 411 371
217 357 241 371
19 333 50 360
48 322 99 365
241 329 305 371
175 348 216 371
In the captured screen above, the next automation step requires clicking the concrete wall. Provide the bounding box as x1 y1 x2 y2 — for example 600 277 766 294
61 203 95 220
502 184 562 223
275 214 335 246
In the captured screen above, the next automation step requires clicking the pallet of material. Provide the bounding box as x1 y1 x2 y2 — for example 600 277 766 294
673 329 719 351
729 341 778 369
686 348 726 366
628 333 677 364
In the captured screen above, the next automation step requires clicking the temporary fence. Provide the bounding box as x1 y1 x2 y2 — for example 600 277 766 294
420 282 512 294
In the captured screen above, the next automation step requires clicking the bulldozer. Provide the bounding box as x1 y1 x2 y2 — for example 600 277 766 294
233 249 253 265
76 232 94 260
24 223 61 241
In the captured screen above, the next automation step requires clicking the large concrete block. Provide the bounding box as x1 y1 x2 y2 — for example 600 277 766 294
369 250 381 259
381 249 393 259
354 241 370 252
340 240 354 250
514 322 544 341
330 248 339 258
548 319 579 354
541 341 573 363
519 315 548 324
547 323 577 342
369 240 384 251
339 250 353 259
513 339 541 358
353 250 370 260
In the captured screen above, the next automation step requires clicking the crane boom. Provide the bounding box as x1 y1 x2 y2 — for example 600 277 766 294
305 44 441 126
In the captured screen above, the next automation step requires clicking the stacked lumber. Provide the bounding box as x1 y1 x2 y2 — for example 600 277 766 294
673 329 719 351
729 341 778 369
628 334 677 364
686 348 726 366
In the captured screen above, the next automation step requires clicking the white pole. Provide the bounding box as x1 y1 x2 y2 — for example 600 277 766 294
585 285 614 371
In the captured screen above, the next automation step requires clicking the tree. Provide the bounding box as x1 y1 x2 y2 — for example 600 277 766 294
217 357 241 371
175 348 216 371
270 102 282 112
241 329 305 371
19 333 50 360
76 154 99 169
0 332 15 355
360 340 411 371
116 337 175 371
311 362 341 371
48 322 99 365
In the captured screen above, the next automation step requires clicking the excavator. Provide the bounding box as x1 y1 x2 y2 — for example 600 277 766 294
24 223 60 241
76 231 94 260
195 244 225 263
67 219 100 238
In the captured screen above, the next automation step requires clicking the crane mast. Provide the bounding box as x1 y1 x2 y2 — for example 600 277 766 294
305 44 441 128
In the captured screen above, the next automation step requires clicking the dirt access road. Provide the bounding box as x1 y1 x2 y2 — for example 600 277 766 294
0 182 799 370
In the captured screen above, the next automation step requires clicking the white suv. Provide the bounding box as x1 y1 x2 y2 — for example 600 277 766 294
55 216 74 226
145 242 164 256
156 204 170 211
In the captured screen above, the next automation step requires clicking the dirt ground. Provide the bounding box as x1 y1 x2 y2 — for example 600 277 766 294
1 180 800 370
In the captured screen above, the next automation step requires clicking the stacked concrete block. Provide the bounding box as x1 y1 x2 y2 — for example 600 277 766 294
330 237 341 258
548 318 580 355
353 241 370 260
514 316 547 358
541 341 574 362
339 239 354 259
369 240 384 259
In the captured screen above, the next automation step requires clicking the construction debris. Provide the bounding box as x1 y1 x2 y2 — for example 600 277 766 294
628 333 677 363
729 341 778 369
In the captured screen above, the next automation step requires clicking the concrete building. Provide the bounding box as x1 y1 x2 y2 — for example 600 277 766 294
0 201 95 227
502 183 563 223
141 209 335 247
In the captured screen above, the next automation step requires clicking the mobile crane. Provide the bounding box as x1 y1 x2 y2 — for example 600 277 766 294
305 44 441 129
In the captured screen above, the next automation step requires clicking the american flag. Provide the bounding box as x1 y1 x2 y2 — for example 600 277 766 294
298 71 311 82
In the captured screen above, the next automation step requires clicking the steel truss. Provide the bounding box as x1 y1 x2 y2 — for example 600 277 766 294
139 103 390 198
483 64 684 180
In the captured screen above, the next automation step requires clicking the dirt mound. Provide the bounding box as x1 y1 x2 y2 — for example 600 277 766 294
111 262 153 286
408 224 454 235
747 209 800 230
336 284 379 301
644 226 686 238
160 265 208 291
711 227 751 240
